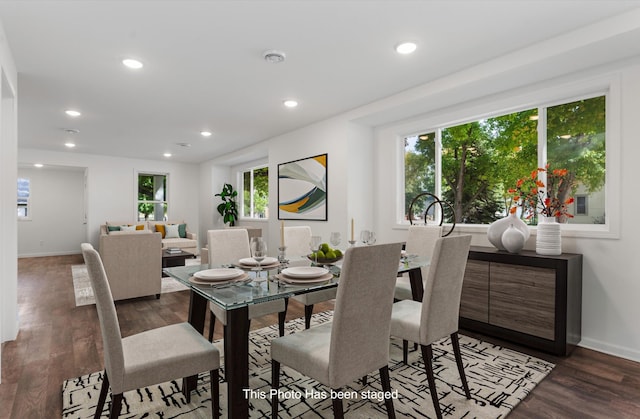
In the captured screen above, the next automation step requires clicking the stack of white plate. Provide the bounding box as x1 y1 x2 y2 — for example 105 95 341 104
237 257 279 269
276 266 333 284
190 268 247 285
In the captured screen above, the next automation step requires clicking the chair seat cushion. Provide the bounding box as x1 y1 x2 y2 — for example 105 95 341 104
209 299 285 325
394 275 414 301
291 287 337 306
390 299 422 344
162 238 197 249
121 322 220 392
271 322 332 386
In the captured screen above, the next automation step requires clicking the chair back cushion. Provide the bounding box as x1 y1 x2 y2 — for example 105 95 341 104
80 243 125 390
420 235 472 343
405 225 442 280
329 242 403 387
207 228 251 265
284 226 313 258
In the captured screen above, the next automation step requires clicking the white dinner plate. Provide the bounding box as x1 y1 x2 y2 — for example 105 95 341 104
189 273 250 285
281 266 329 279
193 268 245 281
276 272 334 284
238 257 279 266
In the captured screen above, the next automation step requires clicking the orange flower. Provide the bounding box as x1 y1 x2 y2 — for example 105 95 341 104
509 206 517 214
516 179 524 188
565 197 574 204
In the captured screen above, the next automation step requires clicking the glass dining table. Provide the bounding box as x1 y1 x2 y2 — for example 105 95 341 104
163 253 428 419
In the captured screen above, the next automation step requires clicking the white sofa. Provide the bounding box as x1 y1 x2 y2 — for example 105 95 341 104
100 220 198 255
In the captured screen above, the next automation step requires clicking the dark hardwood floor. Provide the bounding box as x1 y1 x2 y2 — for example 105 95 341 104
1 255 639 418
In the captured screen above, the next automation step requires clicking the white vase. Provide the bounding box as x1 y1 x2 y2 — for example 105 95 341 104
502 224 526 253
536 216 562 255
487 212 530 251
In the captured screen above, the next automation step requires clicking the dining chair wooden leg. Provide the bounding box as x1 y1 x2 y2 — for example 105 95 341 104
211 369 220 418
94 371 109 419
451 332 471 399
278 311 286 337
379 366 396 419
304 304 314 329
402 339 409 364
420 344 442 419
208 312 215 342
331 387 344 419
361 375 367 385
110 392 123 419
271 360 280 419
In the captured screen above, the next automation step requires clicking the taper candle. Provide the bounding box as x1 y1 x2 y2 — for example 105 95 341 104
351 218 354 242
280 221 285 247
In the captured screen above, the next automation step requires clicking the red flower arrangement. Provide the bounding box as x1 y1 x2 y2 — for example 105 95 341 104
508 166 574 220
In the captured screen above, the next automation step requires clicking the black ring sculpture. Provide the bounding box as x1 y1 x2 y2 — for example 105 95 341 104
408 192 456 237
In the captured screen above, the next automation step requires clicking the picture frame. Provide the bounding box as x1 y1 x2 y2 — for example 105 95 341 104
278 153 327 220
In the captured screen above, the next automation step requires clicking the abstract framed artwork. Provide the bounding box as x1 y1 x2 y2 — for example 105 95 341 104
278 153 327 220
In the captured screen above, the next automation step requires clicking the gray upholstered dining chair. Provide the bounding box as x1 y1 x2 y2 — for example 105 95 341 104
394 225 442 301
81 243 220 419
206 229 286 340
389 234 472 419
284 225 338 328
271 242 403 418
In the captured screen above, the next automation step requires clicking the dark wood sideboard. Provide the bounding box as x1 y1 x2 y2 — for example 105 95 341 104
460 246 582 356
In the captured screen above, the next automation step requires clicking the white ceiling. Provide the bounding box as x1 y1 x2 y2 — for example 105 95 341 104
2 1 640 164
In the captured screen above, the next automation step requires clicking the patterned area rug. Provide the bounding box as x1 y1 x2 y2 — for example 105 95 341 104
62 311 554 418
71 259 199 306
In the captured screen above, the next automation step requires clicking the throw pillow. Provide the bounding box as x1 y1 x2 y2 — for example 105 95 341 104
121 225 136 231
178 223 187 238
107 225 121 233
165 224 180 239
135 224 145 230
154 224 166 238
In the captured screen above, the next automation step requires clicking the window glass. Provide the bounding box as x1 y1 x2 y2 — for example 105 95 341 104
404 133 435 222
17 177 30 219
402 95 605 226
241 166 269 218
138 173 168 221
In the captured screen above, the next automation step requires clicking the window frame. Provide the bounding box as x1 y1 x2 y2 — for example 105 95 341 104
239 163 269 220
393 73 621 239
135 171 169 222
17 177 31 221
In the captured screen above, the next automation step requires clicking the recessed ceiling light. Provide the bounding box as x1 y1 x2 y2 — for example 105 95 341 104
65 110 81 117
263 50 286 63
283 99 298 108
200 131 212 137
64 142 76 148
395 42 417 54
163 152 172 158
34 163 43 168
122 58 143 69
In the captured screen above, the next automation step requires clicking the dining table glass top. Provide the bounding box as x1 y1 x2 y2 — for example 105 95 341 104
163 254 428 310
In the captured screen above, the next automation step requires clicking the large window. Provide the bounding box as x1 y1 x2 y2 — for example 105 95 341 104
404 95 606 226
137 173 168 221
17 177 30 220
242 166 269 219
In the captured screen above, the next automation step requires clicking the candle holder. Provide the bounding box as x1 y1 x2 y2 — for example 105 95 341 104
348 240 357 247
277 246 288 263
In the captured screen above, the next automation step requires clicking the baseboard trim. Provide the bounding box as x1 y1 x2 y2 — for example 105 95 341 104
18 250 82 258
579 337 640 363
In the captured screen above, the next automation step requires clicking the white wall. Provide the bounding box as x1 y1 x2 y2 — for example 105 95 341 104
18 167 87 257
18 149 201 251
0 17 18 378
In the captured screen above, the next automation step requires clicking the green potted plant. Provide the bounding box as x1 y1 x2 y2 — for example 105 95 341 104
215 183 238 226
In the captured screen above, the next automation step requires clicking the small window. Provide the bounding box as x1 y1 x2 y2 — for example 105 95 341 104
138 173 168 221
17 177 31 220
241 166 269 219
575 195 587 215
